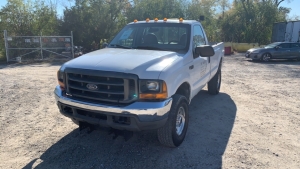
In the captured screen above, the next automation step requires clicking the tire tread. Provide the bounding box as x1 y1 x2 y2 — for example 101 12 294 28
157 94 188 147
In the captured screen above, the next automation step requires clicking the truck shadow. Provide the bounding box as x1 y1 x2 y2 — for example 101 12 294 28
23 90 236 169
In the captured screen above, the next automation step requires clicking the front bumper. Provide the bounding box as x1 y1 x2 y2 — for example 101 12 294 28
245 52 262 60
54 86 172 131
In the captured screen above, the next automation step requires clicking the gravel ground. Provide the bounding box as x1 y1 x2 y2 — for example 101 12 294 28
0 54 299 169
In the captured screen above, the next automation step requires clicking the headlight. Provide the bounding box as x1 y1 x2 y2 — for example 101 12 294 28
141 81 160 92
57 70 65 90
139 80 168 99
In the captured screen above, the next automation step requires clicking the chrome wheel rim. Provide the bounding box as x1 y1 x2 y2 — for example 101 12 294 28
263 54 270 61
176 106 186 135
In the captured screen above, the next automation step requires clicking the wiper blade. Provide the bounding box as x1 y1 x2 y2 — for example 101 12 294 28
135 46 165 51
110 44 132 49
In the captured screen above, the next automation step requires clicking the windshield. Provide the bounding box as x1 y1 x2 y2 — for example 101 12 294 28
109 23 191 53
264 42 281 48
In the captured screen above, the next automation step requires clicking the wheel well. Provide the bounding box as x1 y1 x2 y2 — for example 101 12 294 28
263 52 272 57
175 82 191 101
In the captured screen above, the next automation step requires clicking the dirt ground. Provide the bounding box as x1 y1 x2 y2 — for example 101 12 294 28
0 53 299 169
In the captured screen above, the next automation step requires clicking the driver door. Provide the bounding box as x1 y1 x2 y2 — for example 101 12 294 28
190 25 210 95
273 43 291 59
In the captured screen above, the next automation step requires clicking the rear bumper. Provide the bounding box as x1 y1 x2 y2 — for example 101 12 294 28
54 86 172 131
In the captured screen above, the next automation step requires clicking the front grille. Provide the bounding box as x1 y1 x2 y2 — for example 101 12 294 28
64 68 138 106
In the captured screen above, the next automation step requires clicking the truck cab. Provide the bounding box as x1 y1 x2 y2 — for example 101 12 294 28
54 19 224 147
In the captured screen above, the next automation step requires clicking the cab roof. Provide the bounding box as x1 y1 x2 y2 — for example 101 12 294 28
128 19 200 25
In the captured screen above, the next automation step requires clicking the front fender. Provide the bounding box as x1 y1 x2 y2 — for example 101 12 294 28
158 59 192 99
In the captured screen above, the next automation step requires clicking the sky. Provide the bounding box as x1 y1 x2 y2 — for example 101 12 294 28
279 0 300 19
0 0 299 19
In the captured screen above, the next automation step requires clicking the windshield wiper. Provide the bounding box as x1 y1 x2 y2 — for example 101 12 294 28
135 46 165 51
110 44 132 49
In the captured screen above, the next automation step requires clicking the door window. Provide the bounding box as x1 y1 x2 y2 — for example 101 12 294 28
193 25 206 48
193 25 206 58
278 43 290 48
291 43 300 48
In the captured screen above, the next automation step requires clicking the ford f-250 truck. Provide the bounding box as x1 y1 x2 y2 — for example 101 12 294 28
54 18 224 147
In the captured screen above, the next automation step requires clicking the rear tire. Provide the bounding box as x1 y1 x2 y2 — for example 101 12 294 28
157 94 189 147
208 69 221 95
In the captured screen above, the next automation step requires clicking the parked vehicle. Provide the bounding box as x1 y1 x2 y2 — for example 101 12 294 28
62 45 83 58
245 42 300 61
54 19 224 147
73 46 83 58
272 21 300 42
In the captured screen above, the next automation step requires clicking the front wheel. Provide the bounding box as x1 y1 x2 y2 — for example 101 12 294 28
208 69 221 95
261 53 271 62
157 94 189 147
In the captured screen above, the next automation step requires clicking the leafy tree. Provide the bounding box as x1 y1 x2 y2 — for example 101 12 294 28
0 0 58 36
126 0 186 21
60 0 130 51
219 0 292 44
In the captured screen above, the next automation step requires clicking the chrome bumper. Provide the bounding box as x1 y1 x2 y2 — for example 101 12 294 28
54 86 172 130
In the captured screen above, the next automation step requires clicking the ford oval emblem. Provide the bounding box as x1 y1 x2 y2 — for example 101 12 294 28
86 83 98 90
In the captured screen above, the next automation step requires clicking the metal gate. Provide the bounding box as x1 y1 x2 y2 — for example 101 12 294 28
3 30 74 62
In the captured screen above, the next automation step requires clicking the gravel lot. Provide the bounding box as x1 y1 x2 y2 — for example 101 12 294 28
0 53 299 169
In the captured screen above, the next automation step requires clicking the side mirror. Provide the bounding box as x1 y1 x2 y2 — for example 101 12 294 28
102 43 108 48
195 45 215 57
275 46 279 49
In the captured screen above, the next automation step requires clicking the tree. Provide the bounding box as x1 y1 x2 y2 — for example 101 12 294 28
219 0 291 44
59 0 130 51
0 0 58 36
126 0 186 21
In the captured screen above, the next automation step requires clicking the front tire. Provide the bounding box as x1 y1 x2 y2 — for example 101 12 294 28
157 94 189 147
261 53 271 62
208 69 221 95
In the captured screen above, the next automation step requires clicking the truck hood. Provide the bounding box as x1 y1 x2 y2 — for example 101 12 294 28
62 48 181 79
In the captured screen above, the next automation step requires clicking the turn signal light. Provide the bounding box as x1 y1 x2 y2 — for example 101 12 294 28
139 93 167 99
58 80 65 90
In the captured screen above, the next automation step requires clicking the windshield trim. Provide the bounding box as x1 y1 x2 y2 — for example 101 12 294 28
108 23 191 53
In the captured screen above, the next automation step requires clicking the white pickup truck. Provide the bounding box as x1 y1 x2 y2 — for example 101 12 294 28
54 19 224 147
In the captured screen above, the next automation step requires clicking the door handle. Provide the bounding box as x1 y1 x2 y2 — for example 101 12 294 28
189 65 194 70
